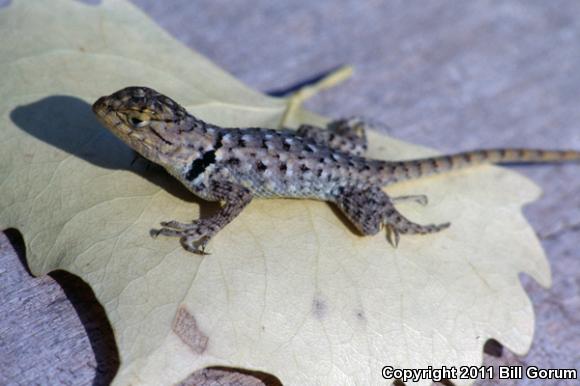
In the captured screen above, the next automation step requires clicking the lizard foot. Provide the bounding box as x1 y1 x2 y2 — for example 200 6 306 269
384 201 450 247
385 220 451 247
151 219 218 255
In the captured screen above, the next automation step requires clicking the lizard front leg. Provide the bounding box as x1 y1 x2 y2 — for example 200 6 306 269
151 181 253 254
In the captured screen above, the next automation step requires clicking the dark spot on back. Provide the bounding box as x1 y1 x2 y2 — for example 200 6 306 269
202 150 216 165
185 159 205 181
185 150 216 181
214 132 224 150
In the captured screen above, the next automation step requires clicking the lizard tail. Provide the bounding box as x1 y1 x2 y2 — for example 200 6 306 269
380 148 580 185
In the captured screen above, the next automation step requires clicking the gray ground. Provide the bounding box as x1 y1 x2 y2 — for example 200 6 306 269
1 1 579 385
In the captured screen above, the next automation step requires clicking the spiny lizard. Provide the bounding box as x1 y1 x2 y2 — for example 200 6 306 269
93 86 580 254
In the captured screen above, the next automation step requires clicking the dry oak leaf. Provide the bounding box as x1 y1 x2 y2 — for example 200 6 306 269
0 0 551 385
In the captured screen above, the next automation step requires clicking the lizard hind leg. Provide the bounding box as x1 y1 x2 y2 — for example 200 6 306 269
333 186 388 236
333 186 449 247
296 116 371 156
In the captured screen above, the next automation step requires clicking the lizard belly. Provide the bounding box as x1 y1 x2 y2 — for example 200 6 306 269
237 171 336 200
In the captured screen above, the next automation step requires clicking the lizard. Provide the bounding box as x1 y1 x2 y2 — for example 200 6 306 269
92 86 580 254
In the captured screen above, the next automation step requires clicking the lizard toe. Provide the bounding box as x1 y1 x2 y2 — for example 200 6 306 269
180 235 211 255
160 219 200 231
150 227 183 238
385 224 400 247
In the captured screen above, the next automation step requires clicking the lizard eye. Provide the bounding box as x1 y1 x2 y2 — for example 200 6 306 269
130 116 144 126
125 112 150 128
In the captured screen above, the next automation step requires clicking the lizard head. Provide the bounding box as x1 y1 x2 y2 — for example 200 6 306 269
92 86 194 166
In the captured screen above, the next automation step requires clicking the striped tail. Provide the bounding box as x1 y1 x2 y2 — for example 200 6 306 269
381 148 580 185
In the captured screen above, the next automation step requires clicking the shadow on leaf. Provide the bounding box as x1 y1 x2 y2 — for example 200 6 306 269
10 95 220 218
7 95 228 383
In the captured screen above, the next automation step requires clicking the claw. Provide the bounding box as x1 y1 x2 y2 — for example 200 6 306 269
199 243 210 256
386 224 400 248
179 235 212 256
413 195 428 206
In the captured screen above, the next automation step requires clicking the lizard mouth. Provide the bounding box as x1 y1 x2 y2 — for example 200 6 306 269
92 96 126 132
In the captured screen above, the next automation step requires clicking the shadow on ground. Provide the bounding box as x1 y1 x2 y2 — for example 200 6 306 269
4 228 119 386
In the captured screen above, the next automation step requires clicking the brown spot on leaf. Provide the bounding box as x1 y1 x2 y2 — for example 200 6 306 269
172 306 208 354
